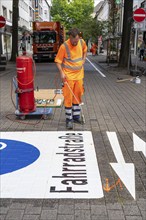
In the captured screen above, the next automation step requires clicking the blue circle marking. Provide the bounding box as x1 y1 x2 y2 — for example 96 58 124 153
0 139 40 175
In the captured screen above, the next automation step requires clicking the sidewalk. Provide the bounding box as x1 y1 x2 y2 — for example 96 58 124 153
0 53 145 220
88 51 146 75
0 50 32 77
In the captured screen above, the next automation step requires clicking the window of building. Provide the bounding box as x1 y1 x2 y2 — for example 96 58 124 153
32 0 35 8
141 1 146 8
44 10 48 19
39 6 43 15
29 7 32 17
9 11 12 22
2 6 7 19
33 11 35 21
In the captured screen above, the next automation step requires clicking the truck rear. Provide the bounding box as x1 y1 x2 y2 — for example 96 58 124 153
32 21 65 62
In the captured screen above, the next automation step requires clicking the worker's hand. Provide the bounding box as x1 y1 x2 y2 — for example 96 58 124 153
60 72 67 82
82 58 86 65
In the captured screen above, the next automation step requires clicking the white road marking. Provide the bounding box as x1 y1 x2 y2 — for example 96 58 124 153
106 131 136 199
133 133 146 157
0 131 103 199
86 57 106 77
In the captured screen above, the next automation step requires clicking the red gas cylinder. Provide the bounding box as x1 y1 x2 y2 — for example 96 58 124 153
16 56 36 113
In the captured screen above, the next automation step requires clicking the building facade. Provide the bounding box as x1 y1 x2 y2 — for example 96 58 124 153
0 0 51 59
94 0 146 57
0 0 12 59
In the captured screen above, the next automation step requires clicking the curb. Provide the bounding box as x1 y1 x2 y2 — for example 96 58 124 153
0 63 16 77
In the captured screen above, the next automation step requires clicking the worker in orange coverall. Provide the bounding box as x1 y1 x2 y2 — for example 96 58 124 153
55 28 87 129
91 43 97 56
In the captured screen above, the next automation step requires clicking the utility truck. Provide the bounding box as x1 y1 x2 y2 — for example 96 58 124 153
32 21 65 62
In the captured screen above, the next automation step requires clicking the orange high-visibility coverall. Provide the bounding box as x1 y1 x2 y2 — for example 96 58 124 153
91 43 97 56
55 39 87 108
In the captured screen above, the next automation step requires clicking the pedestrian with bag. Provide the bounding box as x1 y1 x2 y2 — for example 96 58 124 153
55 28 87 129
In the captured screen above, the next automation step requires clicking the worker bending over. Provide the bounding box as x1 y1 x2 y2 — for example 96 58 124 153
55 28 87 129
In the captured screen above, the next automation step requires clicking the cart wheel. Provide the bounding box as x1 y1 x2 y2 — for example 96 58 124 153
19 115 26 120
43 114 49 120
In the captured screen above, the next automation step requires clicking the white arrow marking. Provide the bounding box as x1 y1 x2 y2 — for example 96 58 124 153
133 133 146 157
106 131 135 199
86 57 106 77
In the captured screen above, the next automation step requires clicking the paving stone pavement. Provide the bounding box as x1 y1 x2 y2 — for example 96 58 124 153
0 53 146 220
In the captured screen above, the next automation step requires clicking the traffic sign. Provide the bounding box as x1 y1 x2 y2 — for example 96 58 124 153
133 8 146 23
134 21 145 29
0 16 6 28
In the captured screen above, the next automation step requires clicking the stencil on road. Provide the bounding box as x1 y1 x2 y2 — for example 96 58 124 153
106 131 136 199
103 178 123 192
0 131 103 199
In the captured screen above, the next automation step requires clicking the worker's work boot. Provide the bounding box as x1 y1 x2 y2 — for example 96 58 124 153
73 117 83 124
66 121 73 129
72 104 83 124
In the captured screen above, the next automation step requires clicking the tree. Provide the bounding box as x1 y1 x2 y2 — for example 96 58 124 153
51 0 69 26
78 17 104 43
51 0 94 35
108 0 119 37
118 0 133 68
10 0 19 61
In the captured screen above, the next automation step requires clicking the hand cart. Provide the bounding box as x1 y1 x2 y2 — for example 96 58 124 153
13 77 64 120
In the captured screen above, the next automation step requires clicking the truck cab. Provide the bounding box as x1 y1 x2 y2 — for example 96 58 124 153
32 22 64 62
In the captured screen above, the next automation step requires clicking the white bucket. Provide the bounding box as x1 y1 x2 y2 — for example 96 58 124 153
135 77 141 84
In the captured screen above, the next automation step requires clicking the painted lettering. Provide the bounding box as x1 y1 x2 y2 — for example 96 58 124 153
61 179 88 185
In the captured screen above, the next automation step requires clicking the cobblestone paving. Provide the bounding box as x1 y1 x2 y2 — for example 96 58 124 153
0 54 146 219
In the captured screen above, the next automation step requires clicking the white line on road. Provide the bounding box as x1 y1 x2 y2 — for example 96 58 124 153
86 57 106 78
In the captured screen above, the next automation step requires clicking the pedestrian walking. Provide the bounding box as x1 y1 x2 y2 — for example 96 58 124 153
139 41 145 61
55 27 87 129
20 36 26 55
90 43 98 56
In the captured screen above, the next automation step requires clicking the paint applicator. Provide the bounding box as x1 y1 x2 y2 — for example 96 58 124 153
79 102 85 124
